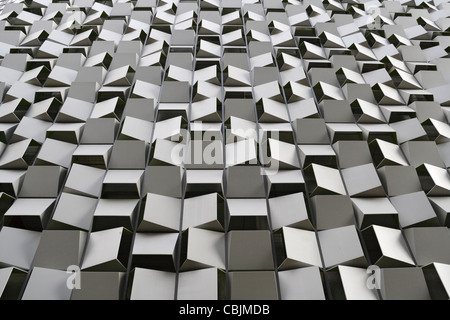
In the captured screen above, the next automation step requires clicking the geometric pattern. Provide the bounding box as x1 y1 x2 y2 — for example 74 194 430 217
1 0 450 300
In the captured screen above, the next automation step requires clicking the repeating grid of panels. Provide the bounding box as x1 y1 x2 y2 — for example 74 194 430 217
0 0 449 300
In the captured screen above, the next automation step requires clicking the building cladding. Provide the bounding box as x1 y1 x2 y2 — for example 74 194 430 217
0 0 449 301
